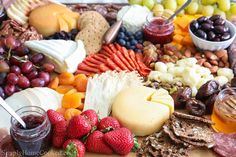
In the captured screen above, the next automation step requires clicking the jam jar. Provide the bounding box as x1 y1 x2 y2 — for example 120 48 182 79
10 106 52 157
143 12 174 45
0 0 7 24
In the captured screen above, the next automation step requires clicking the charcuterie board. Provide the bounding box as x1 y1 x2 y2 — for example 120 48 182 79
0 0 236 157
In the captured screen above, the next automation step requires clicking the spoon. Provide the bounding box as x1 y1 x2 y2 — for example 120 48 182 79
0 97 26 128
165 0 192 23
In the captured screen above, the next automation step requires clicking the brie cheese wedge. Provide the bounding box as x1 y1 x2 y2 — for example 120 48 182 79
24 40 86 73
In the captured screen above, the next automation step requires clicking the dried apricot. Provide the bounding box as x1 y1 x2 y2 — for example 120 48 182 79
56 85 74 94
64 108 81 121
73 74 88 92
56 108 66 116
48 77 59 89
62 92 83 109
58 72 75 85
78 103 84 110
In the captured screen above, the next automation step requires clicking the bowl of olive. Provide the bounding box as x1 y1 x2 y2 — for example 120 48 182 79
189 15 236 51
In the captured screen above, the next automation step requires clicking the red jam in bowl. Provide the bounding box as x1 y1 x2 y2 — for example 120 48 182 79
10 106 51 157
143 14 174 45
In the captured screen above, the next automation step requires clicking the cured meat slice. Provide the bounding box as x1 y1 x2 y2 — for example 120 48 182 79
121 48 135 68
86 55 104 65
97 53 109 59
75 69 93 76
77 63 100 73
83 60 100 68
116 51 134 71
128 50 140 70
106 58 121 71
108 44 117 53
92 54 107 63
103 45 114 55
99 64 111 72
114 43 122 51
213 133 236 157
100 50 112 58
135 53 151 74
111 53 129 71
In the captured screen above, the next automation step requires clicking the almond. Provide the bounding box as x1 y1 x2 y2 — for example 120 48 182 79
215 49 227 58
195 53 202 59
204 51 218 60
197 58 206 66
222 55 229 64
210 66 218 74
210 60 219 66
203 62 212 68
184 49 192 57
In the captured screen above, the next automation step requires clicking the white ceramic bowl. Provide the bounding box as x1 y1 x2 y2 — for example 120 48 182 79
189 20 236 51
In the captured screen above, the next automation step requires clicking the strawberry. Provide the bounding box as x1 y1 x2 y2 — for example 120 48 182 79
98 116 120 131
63 139 85 157
52 120 67 148
67 115 91 139
103 128 135 155
47 109 65 125
86 130 113 154
81 109 99 127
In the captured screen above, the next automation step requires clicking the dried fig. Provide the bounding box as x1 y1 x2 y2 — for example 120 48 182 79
196 80 220 101
186 98 206 116
171 87 192 109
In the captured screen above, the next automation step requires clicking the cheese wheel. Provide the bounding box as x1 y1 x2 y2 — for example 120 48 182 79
112 86 174 136
29 4 79 37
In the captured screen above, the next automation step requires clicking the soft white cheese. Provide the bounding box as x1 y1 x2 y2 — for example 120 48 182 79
24 40 86 73
117 5 150 33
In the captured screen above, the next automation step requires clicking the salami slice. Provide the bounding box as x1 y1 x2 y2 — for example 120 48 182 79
128 50 140 70
86 55 104 65
121 48 136 68
213 133 236 157
77 63 100 73
103 45 114 55
111 53 129 71
106 58 121 71
115 43 122 51
92 54 107 63
83 60 100 68
99 64 111 72
100 50 112 58
108 44 118 53
75 69 93 76
135 53 151 76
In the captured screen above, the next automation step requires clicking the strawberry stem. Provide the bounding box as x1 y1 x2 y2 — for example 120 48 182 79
131 135 140 152
64 143 78 157
82 126 97 143
101 126 114 133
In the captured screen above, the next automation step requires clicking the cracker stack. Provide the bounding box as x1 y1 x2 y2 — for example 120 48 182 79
76 11 110 55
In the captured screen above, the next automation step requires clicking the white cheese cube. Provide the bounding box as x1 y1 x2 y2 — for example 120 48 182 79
214 76 229 86
217 68 234 81
154 62 168 73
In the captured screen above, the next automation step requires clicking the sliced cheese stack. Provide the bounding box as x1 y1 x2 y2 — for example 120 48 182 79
112 86 174 136
24 40 86 73
0 87 62 129
29 3 80 37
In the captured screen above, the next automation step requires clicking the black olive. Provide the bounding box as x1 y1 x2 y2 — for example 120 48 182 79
207 31 216 41
221 32 231 41
201 23 214 31
213 37 221 41
214 18 226 26
197 16 208 23
186 98 206 117
190 20 199 32
209 15 221 21
214 25 226 34
195 29 207 39
205 19 214 25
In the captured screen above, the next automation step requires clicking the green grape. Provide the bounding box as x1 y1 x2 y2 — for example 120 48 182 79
152 4 164 16
226 11 233 20
186 2 199 15
230 3 236 15
128 0 143 5
177 0 187 6
214 8 226 19
202 5 214 16
197 4 203 13
217 0 230 12
164 0 177 12
142 0 155 10
176 6 185 16
201 0 216 5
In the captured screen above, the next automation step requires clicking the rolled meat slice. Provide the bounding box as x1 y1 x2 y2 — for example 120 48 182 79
106 58 121 71
100 50 112 58
99 64 111 72
128 49 140 70
116 50 134 71
111 53 129 71
103 45 114 55
93 54 107 63
83 60 100 68
86 55 104 65
135 53 151 76
77 62 100 73
75 69 93 76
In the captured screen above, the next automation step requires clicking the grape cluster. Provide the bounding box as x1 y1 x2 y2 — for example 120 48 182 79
116 26 144 53
46 29 79 40
0 36 55 98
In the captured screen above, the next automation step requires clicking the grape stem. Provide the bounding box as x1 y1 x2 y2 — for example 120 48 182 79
7 48 12 60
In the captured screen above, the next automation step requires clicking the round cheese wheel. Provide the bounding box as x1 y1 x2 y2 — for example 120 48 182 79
112 86 174 136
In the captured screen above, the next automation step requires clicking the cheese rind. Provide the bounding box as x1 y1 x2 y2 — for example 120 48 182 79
112 87 173 136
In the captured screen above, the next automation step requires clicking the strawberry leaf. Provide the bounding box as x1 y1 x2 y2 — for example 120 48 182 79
64 143 78 157
82 126 97 143
101 126 114 133
131 135 140 152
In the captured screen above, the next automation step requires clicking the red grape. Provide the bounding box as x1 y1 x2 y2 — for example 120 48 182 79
38 71 50 84
4 36 20 50
0 60 10 73
0 87 5 99
7 73 19 85
31 78 45 87
17 76 30 88
0 73 6 85
14 46 30 57
9 56 21 66
21 61 33 74
42 63 55 72
10 65 21 75
26 70 38 80
30 53 44 64
4 84 15 96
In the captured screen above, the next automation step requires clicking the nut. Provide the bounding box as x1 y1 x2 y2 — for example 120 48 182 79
197 58 206 66
174 51 183 59
203 62 212 68
165 50 174 56
218 61 225 67
195 53 202 59
210 60 218 66
210 66 218 73
215 49 227 58
184 49 192 57
221 55 229 64
204 51 218 60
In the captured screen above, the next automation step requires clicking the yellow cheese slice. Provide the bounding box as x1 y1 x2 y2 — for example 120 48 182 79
112 86 174 136
61 14 77 31
58 17 69 32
